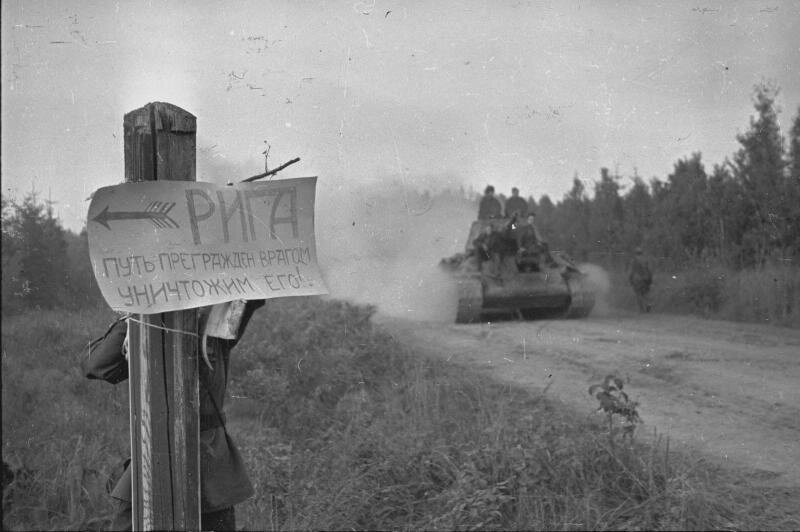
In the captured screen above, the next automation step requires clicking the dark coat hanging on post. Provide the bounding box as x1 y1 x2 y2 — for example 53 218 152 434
83 300 265 518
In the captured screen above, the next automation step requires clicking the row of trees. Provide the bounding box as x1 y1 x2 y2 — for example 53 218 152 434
1 194 101 313
519 85 799 269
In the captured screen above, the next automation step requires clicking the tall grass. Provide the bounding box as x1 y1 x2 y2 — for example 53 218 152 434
2 307 128 531
607 262 800 327
3 299 799 530
721 262 799 326
228 299 799 530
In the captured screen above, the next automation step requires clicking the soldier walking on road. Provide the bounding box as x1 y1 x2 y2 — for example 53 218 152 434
628 247 653 312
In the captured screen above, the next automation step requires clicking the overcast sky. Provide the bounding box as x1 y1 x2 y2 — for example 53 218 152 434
3 0 799 232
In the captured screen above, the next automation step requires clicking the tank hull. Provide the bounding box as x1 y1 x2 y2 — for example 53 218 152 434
452 270 594 323
442 216 595 323
482 271 571 310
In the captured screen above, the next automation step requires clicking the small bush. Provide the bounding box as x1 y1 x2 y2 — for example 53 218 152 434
681 267 727 315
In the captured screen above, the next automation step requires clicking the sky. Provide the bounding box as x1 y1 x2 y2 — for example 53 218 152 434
2 0 800 233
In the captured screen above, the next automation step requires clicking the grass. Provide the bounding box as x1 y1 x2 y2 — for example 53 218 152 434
606 262 800 328
3 299 800 530
2 307 129 531
720 262 800 326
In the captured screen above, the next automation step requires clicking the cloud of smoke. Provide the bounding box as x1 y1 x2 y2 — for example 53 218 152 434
315 178 475 322
194 151 477 322
578 262 612 316
196 141 254 185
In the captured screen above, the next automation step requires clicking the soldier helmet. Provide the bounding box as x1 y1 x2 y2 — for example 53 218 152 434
484 185 495 194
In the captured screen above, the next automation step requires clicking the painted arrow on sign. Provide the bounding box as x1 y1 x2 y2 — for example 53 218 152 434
92 201 180 230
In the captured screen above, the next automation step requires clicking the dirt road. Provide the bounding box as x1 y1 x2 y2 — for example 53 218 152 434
379 312 800 486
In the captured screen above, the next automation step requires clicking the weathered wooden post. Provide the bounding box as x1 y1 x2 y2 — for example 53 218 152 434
124 102 200 530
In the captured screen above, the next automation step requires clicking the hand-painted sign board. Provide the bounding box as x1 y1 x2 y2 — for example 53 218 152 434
87 177 328 313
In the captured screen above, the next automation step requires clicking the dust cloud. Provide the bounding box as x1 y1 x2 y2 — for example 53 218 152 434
196 151 478 322
315 179 475 322
578 263 612 316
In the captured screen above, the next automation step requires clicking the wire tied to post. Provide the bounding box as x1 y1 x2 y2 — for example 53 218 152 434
127 317 214 371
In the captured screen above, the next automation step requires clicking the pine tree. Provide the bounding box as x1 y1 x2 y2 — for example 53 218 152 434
785 107 800 257
588 168 624 258
789 107 800 181
659 153 713 262
731 83 787 265
556 178 591 260
3 192 70 309
621 176 652 254
707 163 749 265
2 196 23 313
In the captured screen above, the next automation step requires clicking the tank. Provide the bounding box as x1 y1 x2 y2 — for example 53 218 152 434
440 218 595 323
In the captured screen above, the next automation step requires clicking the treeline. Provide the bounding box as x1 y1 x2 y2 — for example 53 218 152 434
522 85 800 269
1 194 102 314
423 84 796 270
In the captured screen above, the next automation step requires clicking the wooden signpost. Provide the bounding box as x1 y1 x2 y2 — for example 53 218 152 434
97 102 328 531
124 102 200 530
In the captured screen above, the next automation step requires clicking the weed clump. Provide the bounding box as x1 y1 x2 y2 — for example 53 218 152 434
589 374 641 446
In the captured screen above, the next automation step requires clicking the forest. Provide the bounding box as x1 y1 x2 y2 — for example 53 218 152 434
513 84 799 271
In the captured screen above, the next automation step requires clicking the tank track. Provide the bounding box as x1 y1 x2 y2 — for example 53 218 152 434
455 278 483 324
